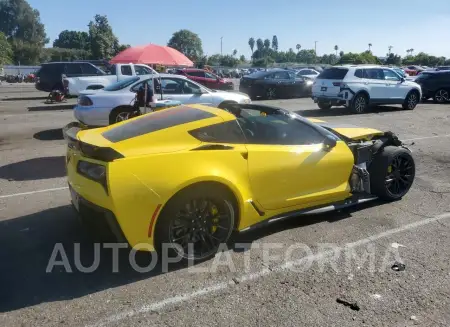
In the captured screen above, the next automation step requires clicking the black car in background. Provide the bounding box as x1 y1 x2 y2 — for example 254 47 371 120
414 71 450 103
239 68 313 100
35 62 105 92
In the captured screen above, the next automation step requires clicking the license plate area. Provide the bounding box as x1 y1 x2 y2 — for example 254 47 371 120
321 86 327 91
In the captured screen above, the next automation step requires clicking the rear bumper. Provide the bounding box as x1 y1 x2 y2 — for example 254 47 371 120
71 184 129 244
312 95 348 106
74 105 110 126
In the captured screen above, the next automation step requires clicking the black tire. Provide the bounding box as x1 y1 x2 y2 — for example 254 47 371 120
154 184 236 262
433 88 449 103
109 106 135 125
350 93 369 114
402 90 419 110
369 146 415 201
317 102 331 110
266 87 277 100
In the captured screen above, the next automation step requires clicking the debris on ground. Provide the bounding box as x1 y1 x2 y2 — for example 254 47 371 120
391 262 406 272
391 242 406 249
336 297 360 311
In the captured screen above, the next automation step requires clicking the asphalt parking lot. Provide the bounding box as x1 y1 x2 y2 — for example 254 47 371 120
0 84 449 327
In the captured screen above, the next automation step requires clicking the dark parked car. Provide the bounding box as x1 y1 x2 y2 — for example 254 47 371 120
414 71 450 103
239 68 313 100
35 62 105 92
174 68 234 90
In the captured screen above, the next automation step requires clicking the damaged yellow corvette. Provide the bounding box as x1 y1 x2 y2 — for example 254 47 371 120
63 103 415 261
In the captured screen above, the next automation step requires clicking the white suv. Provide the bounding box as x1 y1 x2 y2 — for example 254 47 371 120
311 65 422 113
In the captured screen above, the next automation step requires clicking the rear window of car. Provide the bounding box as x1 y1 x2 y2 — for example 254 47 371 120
317 68 349 80
102 107 216 143
415 72 434 82
103 76 140 91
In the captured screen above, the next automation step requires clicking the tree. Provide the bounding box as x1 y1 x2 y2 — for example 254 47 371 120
339 50 344 57
40 47 90 62
263 39 271 50
334 45 339 56
0 32 12 64
232 49 237 57
256 38 264 52
88 15 119 59
296 49 316 64
0 0 48 64
388 45 393 55
239 54 246 62
410 48 414 56
167 29 203 61
296 44 301 52
248 37 255 55
384 53 402 66
272 35 278 51
114 44 130 55
53 30 90 51
368 43 372 52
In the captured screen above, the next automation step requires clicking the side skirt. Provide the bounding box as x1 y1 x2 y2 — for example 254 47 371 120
240 195 377 232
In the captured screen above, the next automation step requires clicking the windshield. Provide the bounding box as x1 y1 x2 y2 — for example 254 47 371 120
103 76 140 91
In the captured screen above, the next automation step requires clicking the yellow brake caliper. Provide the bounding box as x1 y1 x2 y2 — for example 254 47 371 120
210 205 219 233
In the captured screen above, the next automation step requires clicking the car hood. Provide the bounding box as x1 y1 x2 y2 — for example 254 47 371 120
307 118 385 141
212 90 250 102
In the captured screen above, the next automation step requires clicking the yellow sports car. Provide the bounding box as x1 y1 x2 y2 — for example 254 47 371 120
63 103 415 261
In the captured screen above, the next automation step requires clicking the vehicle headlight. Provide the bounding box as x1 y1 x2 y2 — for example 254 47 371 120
306 80 313 86
242 98 251 104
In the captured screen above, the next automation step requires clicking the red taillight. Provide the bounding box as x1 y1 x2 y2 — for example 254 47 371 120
333 82 343 87
78 96 93 106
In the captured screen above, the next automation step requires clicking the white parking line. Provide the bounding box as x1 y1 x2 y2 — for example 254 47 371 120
86 212 450 327
0 187 68 199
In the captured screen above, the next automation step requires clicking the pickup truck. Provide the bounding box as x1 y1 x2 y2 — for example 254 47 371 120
63 63 158 96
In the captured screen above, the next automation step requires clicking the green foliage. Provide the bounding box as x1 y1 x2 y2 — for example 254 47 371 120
263 39 270 50
248 37 255 55
205 54 239 67
167 29 203 61
338 51 380 64
256 38 263 51
402 52 446 66
384 53 402 66
53 30 90 51
271 35 278 51
296 49 316 64
40 47 90 62
88 15 119 60
0 0 48 64
0 31 12 64
239 54 246 62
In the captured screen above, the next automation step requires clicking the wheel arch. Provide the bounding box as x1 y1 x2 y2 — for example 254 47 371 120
354 89 370 100
152 177 246 240
109 105 134 121
217 100 238 110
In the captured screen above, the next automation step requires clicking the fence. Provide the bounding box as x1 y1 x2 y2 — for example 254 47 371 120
2 65 40 76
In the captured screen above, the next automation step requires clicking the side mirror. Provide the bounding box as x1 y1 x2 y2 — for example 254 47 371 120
400 77 405 83
323 135 337 151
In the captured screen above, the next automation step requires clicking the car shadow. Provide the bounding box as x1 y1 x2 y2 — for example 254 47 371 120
33 129 64 141
0 156 66 181
28 104 74 111
1 96 48 101
0 199 385 312
295 105 406 117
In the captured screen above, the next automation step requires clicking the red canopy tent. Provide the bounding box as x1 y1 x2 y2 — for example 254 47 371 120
110 44 194 67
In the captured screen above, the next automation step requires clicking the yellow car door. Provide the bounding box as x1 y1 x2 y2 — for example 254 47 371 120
243 114 354 211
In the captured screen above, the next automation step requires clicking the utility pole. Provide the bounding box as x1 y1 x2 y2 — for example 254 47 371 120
220 37 223 56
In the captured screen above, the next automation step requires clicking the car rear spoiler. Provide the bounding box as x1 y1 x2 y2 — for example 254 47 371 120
62 122 124 162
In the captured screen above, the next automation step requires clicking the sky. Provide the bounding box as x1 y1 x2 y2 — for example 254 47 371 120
28 0 450 59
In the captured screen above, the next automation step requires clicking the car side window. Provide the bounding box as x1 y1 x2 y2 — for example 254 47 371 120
273 72 290 80
130 79 152 92
81 64 100 75
65 64 83 75
264 73 275 80
354 69 363 78
238 110 325 145
134 66 152 75
365 68 384 80
205 72 216 79
189 121 246 144
187 71 205 78
288 72 296 79
161 78 184 94
383 69 400 81
121 65 133 76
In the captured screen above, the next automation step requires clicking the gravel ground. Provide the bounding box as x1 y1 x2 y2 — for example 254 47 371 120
0 84 449 327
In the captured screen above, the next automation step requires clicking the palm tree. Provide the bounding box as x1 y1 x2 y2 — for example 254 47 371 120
410 48 414 56
296 44 301 52
232 49 237 57
368 43 372 52
334 45 339 56
406 49 411 56
248 37 255 55
388 45 393 54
